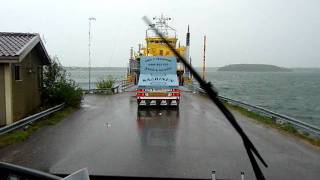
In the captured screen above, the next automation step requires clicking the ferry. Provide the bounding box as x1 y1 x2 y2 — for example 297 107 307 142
127 15 192 86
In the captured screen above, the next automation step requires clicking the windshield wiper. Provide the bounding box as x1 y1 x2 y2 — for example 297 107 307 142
143 16 268 180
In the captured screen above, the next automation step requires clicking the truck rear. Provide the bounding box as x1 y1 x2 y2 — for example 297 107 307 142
136 56 180 107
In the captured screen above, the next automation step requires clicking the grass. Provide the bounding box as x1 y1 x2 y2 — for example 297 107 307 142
225 103 320 147
0 107 75 149
96 75 115 89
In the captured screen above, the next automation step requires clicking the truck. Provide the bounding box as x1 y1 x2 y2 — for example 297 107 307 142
136 56 180 107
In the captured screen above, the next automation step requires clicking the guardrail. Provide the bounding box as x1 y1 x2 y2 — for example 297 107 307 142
0 103 65 136
187 84 320 137
83 80 134 94
83 88 115 94
122 82 135 91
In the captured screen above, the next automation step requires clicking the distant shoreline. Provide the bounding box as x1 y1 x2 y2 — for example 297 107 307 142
218 64 292 72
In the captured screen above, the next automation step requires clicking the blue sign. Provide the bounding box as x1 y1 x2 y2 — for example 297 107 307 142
138 56 178 87
140 56 176 74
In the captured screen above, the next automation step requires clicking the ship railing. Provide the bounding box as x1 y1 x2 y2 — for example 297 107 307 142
186 84 320 138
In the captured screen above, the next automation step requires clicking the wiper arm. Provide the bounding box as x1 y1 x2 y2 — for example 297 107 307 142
143 16 268 180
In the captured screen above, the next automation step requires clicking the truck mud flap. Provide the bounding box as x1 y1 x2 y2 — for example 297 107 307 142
138 100 179 107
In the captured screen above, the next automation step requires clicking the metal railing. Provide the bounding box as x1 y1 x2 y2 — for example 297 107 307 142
83 88 114 94
120 81 135 91
83 80 134 94
187 84 320 137
0 103 65 136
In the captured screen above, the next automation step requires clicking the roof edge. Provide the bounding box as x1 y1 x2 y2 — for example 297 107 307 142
0 57 19 63
16 34 51 65
38 38 51 65
17 35 40 61
0 32 37 36
0 32 51 65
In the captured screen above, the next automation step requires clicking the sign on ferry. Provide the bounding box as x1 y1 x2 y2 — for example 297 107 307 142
138 56 179 87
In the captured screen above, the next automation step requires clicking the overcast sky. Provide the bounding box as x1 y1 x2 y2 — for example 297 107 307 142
1 0 319 67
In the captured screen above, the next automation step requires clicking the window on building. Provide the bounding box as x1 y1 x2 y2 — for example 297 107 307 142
159 50 163 56
14 65 22 81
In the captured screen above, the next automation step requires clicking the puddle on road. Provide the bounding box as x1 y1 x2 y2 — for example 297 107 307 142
81 104 98 109
81 104 91 108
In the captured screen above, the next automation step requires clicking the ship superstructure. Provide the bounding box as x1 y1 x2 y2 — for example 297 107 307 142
127 15 192 85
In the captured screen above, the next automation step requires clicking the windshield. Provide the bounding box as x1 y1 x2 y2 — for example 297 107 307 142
0 1 320 180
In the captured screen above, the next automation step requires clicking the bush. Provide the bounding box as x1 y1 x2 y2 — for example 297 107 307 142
42 56 83 107
96 75 115 89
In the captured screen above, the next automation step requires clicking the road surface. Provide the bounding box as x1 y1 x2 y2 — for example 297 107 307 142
0 91 319 179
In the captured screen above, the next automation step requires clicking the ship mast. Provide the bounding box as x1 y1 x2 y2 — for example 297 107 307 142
202 35 206 80
184 25 191 79
146 15 176 38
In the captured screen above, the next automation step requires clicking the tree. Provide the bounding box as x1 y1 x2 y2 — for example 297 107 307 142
42 56 83 107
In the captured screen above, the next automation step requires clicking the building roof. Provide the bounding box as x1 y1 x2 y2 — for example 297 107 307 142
0 32 50 64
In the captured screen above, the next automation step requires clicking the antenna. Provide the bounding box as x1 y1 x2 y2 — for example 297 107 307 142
147 15 175 38
88 17 96 92
202 35 206 80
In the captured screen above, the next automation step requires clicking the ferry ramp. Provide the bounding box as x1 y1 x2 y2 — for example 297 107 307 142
0 90 319 180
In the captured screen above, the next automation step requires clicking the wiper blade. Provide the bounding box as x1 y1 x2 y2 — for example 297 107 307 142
142 16 268 180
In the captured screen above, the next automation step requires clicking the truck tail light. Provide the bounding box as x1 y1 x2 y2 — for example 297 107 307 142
170 89 180 96
137 93 145 97
136 89 145 97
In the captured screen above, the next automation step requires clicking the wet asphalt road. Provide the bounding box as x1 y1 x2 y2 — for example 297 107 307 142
0 91 319 179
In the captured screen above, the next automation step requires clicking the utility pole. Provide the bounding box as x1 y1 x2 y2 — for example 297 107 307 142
202 35 206 80
88 17 96 91
184 25 191 80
